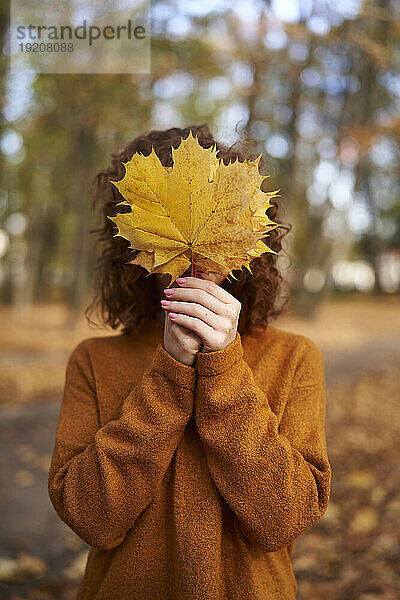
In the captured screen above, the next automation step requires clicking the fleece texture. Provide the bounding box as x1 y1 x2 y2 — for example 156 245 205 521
48 316 332 600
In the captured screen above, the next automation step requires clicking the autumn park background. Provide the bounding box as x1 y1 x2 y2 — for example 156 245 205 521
1 0 399 598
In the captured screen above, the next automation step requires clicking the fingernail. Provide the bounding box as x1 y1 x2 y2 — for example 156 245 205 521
176 277 186 283
164 289 173 295
161 300 171 306
169 313 177 319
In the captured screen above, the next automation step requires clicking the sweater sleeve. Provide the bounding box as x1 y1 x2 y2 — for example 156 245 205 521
48 339 196 550
194 332 332 553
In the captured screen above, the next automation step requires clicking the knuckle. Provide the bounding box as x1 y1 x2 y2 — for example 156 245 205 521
198 290 208 302
222 305 237 321
195 317 205 333
216 333 225 347
220 321 230 335
199 306 211 319
225 306 237 320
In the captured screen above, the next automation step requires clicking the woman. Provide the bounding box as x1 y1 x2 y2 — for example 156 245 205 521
48 123 332 600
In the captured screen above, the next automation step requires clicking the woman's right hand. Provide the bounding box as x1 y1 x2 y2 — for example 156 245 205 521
162 285 203 366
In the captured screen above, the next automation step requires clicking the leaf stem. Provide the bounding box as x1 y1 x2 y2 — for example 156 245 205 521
191 248 197 277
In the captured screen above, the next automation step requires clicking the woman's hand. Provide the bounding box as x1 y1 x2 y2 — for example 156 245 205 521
161 276 241 354
162 281 204 366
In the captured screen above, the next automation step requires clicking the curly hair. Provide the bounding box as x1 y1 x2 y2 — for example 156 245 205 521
85 123 292 337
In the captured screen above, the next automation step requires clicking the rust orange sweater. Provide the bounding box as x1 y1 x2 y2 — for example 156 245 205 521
48 316 332 600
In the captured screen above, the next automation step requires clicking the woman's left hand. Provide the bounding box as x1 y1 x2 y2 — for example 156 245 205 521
161 276 241 353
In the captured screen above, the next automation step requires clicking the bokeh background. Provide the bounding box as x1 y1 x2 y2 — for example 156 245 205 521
1 1 399 598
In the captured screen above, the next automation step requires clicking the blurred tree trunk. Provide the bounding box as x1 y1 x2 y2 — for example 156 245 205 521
67 121 95 311
283 33 317 318
19 170 51 306
352 0 390 293
0 0 9 303
0 0 8 186
245 9 266 130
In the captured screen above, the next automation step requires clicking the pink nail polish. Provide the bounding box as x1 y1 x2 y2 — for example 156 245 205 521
176 278 186 284
169 313 177 319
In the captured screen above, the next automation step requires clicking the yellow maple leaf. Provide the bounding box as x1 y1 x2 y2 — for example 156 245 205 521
107 130 280 287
